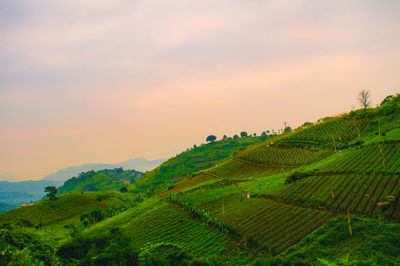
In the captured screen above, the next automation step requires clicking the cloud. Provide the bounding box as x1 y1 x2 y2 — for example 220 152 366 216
1 0 399 179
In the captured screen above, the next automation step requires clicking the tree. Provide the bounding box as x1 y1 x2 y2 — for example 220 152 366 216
206 135 217 143
240 131 248 138
120 186 128 193
381 95 394 106
284 126 292 133
44 186 58 200
222 135 228 141
233 135 239 139
358 90 371 108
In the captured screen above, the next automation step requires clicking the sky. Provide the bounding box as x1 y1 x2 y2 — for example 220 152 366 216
1 0 399 180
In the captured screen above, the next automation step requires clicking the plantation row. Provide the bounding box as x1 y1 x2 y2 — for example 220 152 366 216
321 143 400 174
236 146 332 166
124 203 242 259
281 116 370 144
274 173 400 219
200 195 334 254
207 160 284 180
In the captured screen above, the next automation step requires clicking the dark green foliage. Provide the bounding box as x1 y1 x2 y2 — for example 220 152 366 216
120 186 128 193
381 95 394 106
44 186 58 200
58 228 139 265
284 127 292 133
206 135 217 143
285 170 317 184
0 227 57 265
281 216 400 265
58 168 143 194
138 242 206 265
241 131 248 138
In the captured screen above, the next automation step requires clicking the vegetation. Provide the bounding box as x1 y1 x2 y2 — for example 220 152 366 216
58 168 143 195
45 186 58 201
1 93 400 265
129 135 266 193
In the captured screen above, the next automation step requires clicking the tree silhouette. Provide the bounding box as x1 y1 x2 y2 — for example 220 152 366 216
45 186 58 200
358 90 371 108
206 135 217 143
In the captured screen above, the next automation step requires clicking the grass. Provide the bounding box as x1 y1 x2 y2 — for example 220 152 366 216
281 215 400 265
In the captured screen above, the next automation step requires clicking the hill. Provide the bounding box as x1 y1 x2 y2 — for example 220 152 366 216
1 94 399 265
58 168 144 195
43 157 165 182
128 135 267 193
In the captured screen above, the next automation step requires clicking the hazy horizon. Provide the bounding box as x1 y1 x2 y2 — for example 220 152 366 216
1 0 399 180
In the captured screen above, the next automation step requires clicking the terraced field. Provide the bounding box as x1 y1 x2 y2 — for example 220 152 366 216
280 115 371 144
207 159 286 180
200 195 334 254
321 142 400 174
236 146 332 166
159 173 218 196
124 203 244 258
273 173 400 219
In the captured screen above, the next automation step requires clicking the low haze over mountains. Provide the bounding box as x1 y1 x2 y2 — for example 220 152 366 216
0 157 165 209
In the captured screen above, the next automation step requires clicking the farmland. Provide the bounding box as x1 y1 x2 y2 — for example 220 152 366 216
236 146 332 166
280 114 371 144
1 94 400 265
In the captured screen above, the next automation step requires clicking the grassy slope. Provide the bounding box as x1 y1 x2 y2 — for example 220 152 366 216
129 136 266 192
0 191 137 229
58 168 143 195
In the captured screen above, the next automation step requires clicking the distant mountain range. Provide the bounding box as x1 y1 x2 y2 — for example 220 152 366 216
0 157 166 212
42 157 167 182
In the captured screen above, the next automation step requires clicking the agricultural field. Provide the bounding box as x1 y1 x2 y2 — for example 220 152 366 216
272 173 400 219
281 215 400 265
59 201 251 264
207 159 286 180
236 146 332 166
321 142 400 174
280 114 371 144
199 194 335 255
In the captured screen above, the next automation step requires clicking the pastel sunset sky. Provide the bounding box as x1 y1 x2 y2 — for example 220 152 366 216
1 0 399 180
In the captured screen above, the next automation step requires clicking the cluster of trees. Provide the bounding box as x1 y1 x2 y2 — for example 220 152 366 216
205 127 294 144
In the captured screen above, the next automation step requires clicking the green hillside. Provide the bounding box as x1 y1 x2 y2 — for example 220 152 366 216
1 94 400 265
58 168 143 195
128 136 266 193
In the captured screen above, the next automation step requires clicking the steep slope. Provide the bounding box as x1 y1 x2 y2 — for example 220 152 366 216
58 168 143 195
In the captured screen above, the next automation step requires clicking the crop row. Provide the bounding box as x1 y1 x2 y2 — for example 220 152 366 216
321 143 400 174
281 116 370 144
236 146 332 166
274 173 400 219
200 196 333 254
207 160 284 180
125 203 241 258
